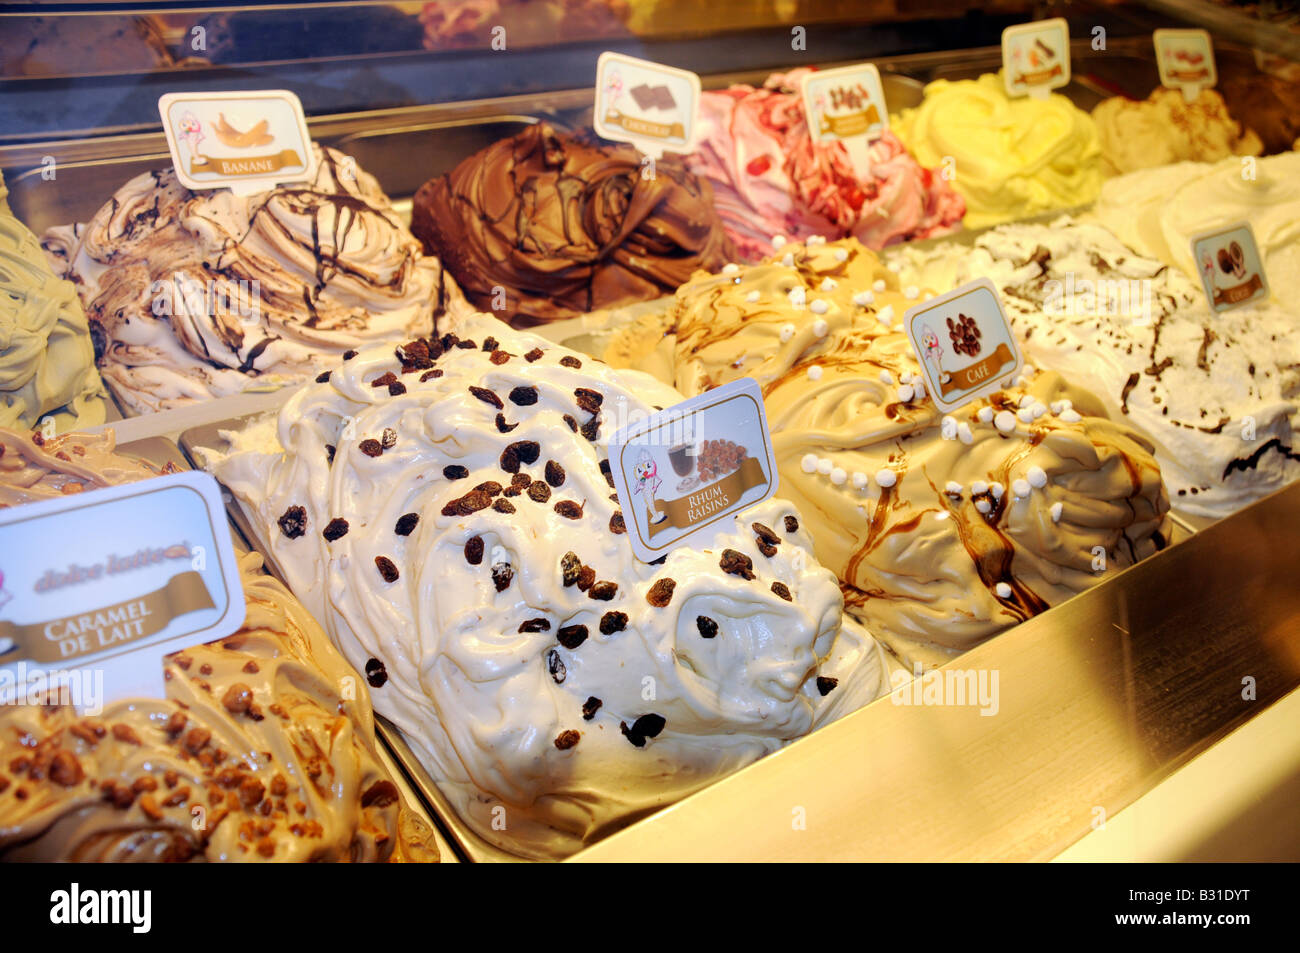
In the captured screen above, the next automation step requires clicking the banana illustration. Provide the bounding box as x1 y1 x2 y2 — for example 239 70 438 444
214 114 274 149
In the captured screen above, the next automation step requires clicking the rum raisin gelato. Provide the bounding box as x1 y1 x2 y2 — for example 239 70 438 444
204 313 887 859
411 123 733 326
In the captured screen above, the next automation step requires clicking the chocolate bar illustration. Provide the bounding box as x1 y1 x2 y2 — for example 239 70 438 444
1034 38 1055 60
630 83 677 111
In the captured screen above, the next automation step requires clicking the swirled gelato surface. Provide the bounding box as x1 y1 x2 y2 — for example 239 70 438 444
608 238 1171 667
411 123 732 326
892 73 1102 229
0 171 108 431
885 219 1300 520
685 69 964 261
0 428 438 862
1092 87 1262 177
205 313 886 858
1084 151 1300 309
42 145 451 415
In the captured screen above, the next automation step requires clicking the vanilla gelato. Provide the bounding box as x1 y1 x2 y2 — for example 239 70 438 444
43 145 453 414
205 313 886 859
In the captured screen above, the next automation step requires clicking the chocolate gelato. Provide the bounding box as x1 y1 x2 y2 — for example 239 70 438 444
412 123 733 325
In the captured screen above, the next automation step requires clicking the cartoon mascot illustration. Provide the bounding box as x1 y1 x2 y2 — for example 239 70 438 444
919 323 949 384
632 449 668 525
177 111 206 165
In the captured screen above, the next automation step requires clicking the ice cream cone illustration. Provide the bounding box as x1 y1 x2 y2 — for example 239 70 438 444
632 449 668 525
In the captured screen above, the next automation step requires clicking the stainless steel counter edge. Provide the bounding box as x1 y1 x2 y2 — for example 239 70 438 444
567 481 1300 862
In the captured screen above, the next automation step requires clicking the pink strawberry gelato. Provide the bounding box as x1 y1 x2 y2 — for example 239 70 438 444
686 69 965 261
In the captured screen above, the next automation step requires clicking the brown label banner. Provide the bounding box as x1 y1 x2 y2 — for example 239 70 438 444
603 110 685 141
0 572 214 664
940 342 1015 397
1014 64 1063 86
818 104 882 137
191 149 304 177
647 457 767 537
1213 274 1263 306
1168 67 1210 82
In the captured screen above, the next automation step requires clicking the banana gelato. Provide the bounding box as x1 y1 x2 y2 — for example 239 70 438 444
1092 87 1262 177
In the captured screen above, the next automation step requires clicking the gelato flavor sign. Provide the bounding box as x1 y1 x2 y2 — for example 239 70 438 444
1191 221 1269 313
607 378 779 563
1155 29 1216 100
1002 18 1071 99
903 278 1025 414
158 90 315 195
801 64 889 143
0 472 244 709
594 52 701 157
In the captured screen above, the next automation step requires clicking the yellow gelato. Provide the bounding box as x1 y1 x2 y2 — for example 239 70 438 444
1092 87 1262 177
892 73 1103 230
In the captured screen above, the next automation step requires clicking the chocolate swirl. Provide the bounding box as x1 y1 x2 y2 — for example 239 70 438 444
42 146 451 414
412 123 733 325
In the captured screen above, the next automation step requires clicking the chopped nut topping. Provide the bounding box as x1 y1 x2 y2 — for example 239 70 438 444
222 684 253 715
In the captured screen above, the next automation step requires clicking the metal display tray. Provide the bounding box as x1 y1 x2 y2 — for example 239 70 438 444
101 431 456 863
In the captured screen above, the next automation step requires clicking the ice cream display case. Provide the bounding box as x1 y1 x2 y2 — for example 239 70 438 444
0 1 1297 865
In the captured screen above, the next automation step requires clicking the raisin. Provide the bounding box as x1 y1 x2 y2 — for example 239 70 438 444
464 536 484 565
518 619 551 633
420 369 444 382
491 562 514 592
343 349 358 360
382 428 397 448
489 350 510 366
359 439 383 457
510 441 540 465
646 579 676 607
631 714 665 738
580 418 599 441
816 676 838 696
365 658 388 688
554 730 580 750
527 482 551 503
546 649 566 684
559 356 582 369
609 512 626 534
495 413 518 433
752 523 781 546
576 566 595 591
589 581 618 601
560 552 582 587
388 382 407 396
456 340 476 350
599 459 615 487
554 500 584 520
375 556 399 583
474 481 503 495
562 414 578 432
323 518 349 541
482 337 499 352
277 506 307 538
509 386 538 406
469 386 503 409
325 444 336 464
370 372 398 389
525 348 544 362
758 541 778 558
511 473 532 489
315 371 331 383
771 581 792 601
545 460 565 487
599 611 627 635
574 388 604 413
784 515 799 533
395 512 420 535
557 625 588 649
720 549 755 580
696 616 718 638
443 465 470 480
492 499 516 513
581 696 602 720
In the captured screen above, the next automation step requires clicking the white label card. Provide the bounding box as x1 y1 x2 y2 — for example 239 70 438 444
801 64 889 174
1002 18 1071 99
159 90 315 196
1154 29 1217 102
903 278 1025 415
1190 221 1269 313
593 51 701 158
0 471 245 712
607 378 779 564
